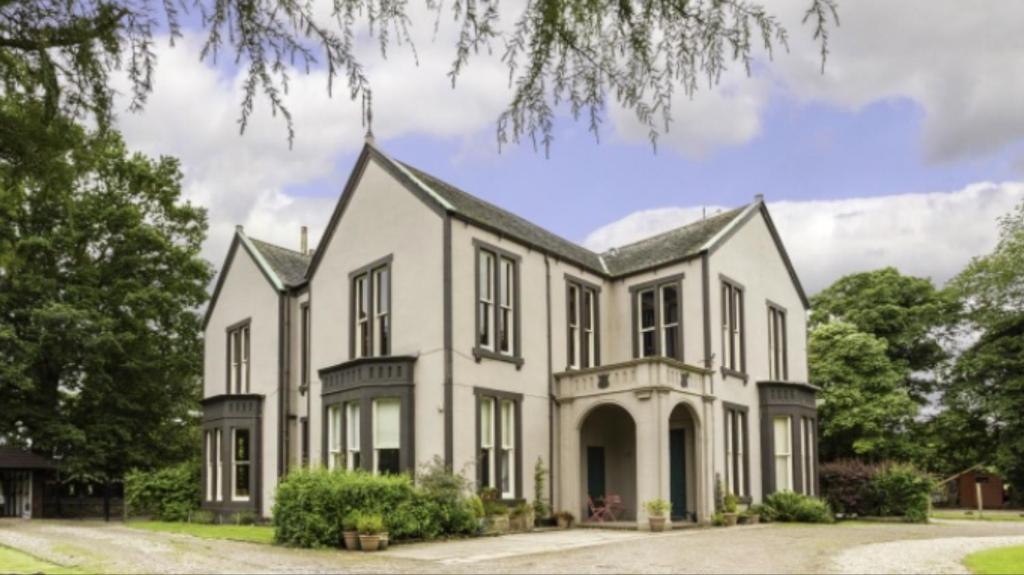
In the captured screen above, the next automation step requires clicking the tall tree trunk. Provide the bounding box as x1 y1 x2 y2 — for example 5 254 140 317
103 479 110 522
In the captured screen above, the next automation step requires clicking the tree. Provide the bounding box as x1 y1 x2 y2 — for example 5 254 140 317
810 267 959 399
0 94 210 513
0 0 838 149
808 322 918 462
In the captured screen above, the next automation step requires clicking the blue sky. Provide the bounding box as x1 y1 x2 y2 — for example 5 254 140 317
113 0 1024 294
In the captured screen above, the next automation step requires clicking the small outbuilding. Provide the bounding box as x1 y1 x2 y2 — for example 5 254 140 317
938 465 1007 510
0 447 57 518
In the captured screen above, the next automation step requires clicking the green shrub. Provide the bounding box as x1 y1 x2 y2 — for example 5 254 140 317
644 499 671 517
357 513 385 535
342 511 360 532
468 495 485 520
124 461 201 522
711 512 726 526
484 500 509 516
232 511 260 525
533 457 550 520
867 464 933 523
723 492 739 514
820 459 879 515
762 492 834 523
190 510 216 524
272 468 342 548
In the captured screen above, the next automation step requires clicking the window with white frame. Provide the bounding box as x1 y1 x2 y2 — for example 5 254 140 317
373 399 401 475
232 428 251 501
227 323 250 393
721 280 745 373
724 407 748 497
802 417 815 495
773 416 793 492
479 397 496 489
661 285 680 360
215 429 223 501
346 402 361 470
500 399 516 499
638 289 657 357
478 250 495 350
328 405 343 470
768 304 788 380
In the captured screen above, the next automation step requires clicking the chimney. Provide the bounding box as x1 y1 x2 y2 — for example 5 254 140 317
755 193 764 203
235 224 244 234
300 226 308 255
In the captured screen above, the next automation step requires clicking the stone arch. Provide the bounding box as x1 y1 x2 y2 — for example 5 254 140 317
578 403 638 521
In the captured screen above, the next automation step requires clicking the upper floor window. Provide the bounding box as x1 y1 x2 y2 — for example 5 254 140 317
721 279 745 374
567 278 600 369
227 322 250 394
631 275 684 362
474 241 522 365
351 257 392 359
767 303 788 380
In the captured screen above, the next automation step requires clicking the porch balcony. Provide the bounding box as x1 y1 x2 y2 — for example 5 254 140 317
554 358 716 530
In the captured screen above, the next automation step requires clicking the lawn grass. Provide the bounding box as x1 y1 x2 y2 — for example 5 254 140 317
127 520 275 544
0 545 85 574
964 545 1024 574
931 510 1024 523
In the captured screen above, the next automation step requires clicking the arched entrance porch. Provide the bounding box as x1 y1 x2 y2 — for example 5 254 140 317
579 403 637 521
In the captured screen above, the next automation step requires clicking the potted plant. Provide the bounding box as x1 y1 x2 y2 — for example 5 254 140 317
741 504 762 525
342 512 361 550
555 511 575 530
357 513 386 552
723 493 739 526
510 502 535 532
644 499 671 532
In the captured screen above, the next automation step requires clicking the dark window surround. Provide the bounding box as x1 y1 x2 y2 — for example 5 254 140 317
473 387 524 502
722 402 751 502
758 382 818 496
320 356 416 475
720 275 747 381
565 274 602 370
629 273 685 362
472 239 523 369
225 318 251 394
201 394 263 517
348 254 394 360
766 300 789 381
300 303 310 391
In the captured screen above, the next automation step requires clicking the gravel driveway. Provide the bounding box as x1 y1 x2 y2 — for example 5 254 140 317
2 518 1023 574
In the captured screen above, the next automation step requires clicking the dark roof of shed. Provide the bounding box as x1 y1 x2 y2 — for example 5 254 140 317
0 447 56 470
247 238 311 287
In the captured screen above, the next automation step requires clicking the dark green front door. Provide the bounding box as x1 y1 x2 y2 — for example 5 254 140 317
587 446 606 500
670 428 687 519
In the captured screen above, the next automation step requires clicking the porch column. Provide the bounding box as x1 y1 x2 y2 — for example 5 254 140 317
633 392 664 529
700 395 717 522
557 399 583 521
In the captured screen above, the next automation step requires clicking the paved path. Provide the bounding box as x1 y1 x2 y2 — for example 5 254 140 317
2 518 1023 574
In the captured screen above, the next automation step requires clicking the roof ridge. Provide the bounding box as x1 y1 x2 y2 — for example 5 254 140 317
247 236 311 258
601 205 747 254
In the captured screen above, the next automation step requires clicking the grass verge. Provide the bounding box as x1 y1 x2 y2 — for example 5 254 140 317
932 510 1024 523
0 545 85 574
127 521 275 544
964 544 1024 574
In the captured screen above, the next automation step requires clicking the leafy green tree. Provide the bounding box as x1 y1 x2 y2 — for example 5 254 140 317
0 95 210 513
0 0 837 148
809 322 918 461
810 267 959 398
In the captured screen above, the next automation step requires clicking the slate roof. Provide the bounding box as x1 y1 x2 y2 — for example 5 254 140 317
600 206 748 276
389 154 749 277
0 446 57 470
247 238 312 287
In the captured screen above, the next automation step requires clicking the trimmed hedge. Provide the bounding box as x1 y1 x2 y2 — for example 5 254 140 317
272 461 478 548
820 460 933 522
125 461 201 522
762 491 834 523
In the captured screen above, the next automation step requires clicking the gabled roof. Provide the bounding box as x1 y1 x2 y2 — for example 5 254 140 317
600 206 748 276
0 446 56 470
203 228 311 329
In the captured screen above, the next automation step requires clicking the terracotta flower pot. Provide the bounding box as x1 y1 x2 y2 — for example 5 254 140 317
649 516 667 532
359 534 381 552
723 513 739 526
342 530 360 550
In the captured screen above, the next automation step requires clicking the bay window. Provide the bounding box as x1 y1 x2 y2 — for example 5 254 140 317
215 429 223 501
802 417 816 495
773 416 793 492
373 398 401 475
327 405 343 470
346 401 361 471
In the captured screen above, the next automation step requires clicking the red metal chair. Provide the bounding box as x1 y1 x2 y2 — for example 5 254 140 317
587 496 610 522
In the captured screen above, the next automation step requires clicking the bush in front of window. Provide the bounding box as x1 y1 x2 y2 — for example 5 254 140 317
820 460 933 523
272 464 479 548
761 491 834 524
125 460 201 522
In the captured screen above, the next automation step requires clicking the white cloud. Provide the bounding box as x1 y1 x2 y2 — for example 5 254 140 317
584 182 1024 294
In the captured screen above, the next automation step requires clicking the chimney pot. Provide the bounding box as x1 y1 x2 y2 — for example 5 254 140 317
235 224 244 233
755 193 764 202
301 226 309 255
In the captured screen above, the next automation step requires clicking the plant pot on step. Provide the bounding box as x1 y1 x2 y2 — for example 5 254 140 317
359 534 382 552
379 533 389 550
648 516 667 532
723 512 739 527
342 530 360 550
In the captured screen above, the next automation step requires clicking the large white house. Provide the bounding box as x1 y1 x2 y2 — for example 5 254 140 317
200 141 818 528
